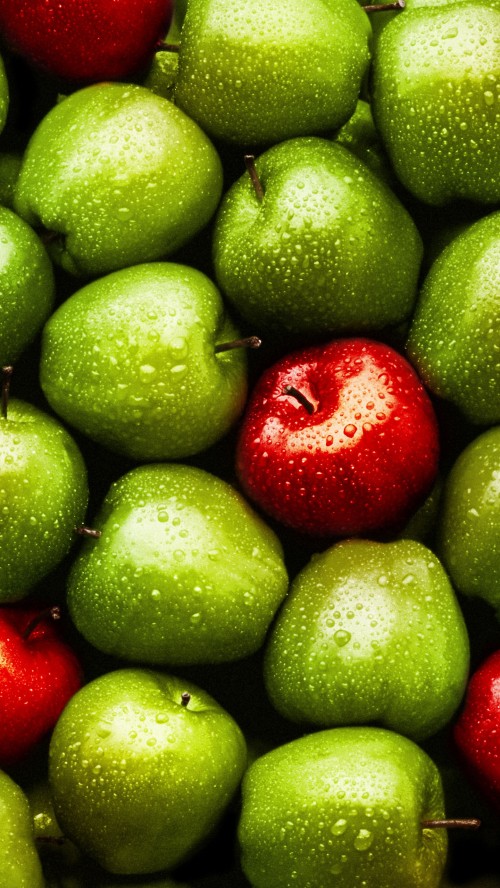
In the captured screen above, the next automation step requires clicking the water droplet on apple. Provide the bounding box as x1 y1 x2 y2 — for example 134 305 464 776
190 612 202 625
354 829 373 851
151 589 161 600
325 435 334 446
331 819 348 836
343 424 356 438
333 629 351 647
157 510 169 523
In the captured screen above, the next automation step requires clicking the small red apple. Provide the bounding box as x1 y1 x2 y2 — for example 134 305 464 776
0 0 173 83
454 649 500 810
0 603 83 766
236 337 439 538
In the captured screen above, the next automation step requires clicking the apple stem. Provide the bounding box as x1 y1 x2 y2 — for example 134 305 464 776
155 40 180 52
244 154 265 203
181 692 191 707
421 818 481 830
1 365 13 419
215 335 262 353
283 384 316 415
363 0 405 11
74 525 102 539
22 605 61 641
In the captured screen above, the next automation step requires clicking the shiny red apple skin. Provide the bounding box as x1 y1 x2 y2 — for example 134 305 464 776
0 0 173 83
236 337 440 538
0 604 83 767
454 649 500 810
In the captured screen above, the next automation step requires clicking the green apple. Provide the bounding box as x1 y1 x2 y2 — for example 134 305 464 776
0 206 54 365
0 152 22 207
49 667 247 875
406 209 500 425
0 768 45 888
213 137 423 338
40 262 250 461
372 2 500 205
332 98 394 185
264 537 469 741
238 726 448 888
13 82 223 277
437 425 500 617
0 397 88 601
174 0 371 145
67 462 288 664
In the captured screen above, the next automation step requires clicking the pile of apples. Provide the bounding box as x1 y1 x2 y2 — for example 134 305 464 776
0 0 500 885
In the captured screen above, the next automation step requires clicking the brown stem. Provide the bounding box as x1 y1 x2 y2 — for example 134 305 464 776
23 606 61 641
1 365 13 419
421 818 481 830
215 335 261 354
244 154 265 203
181 692 191 707
283 384 315 415
155 41 180 52
74 525 102 539
363 0 405 11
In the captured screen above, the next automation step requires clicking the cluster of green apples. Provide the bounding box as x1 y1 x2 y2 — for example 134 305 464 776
1 0 500 886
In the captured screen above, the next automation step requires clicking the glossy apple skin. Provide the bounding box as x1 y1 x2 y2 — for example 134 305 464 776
0 769 45 887
238 726 447 888
454 649 500 811
0 604 82 767
236 337 439 538
49 668 247 875
0 0 173 83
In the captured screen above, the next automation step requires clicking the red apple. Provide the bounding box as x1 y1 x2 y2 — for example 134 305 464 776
0 603 83 766
454 649 500 810
0 0 173 83
236 337 439 538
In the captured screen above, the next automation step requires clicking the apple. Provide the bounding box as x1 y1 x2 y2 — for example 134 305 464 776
238 726 449 887
0 151 21 207
437 425 500 617
0 0 173 83
213 137 423 339
0 603 82 767
0 52 8 135
66 462 288 665
40 262 252 461
406 209 500 426
49 668 247 875
0 205 54 366
0 768 45 887
235 336 440 538
371 1 500 205
13 82 223 277
264 537 470 742
0 395 89 602
174 0 371 145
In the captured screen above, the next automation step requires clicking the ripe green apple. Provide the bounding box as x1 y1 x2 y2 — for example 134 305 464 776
67 462 288 664
40 262 249 461
238 726 448 887
332 99 394 185
0 768 45 888
264 537 469 741
0 206 54 365
437 425 500 617
0 398 88 602
49 668 247 875
406 209 500 425
213 137 423 338
372 1 500 205
0 152 21 207
174 0 371 145
13 82 223 277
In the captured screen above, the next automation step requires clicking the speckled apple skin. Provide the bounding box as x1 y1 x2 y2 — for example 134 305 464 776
0 605 82 767
235 337 440 538
0 0 172 82
238 726 447 888
454 649 500 811
0 770 45 887
49 668 247 874
264 537 469 742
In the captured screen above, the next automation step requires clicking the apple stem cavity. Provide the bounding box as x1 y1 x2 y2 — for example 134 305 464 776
283 384 316 415
22 605 61 641
244 154 265 203
181 692 191 707
421 818 481 830
1 365 13 419
362 0 405 11
74 525 102 539
215 335 262 354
